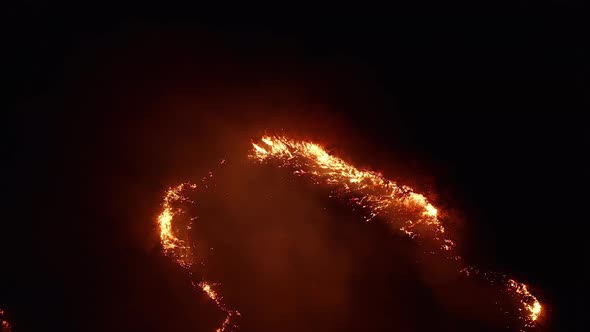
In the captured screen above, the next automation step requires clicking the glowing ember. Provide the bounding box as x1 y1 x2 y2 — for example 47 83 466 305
508 279 543 325
195 281 240 332
0 309 11 332
250 136 448 242
157 166 240 332
200 282 219 301
156 135 543 331
251 136 542 326
157 183 197 268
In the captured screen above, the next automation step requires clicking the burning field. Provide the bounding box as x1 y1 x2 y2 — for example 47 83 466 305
156 135 543 332
7 6 585 332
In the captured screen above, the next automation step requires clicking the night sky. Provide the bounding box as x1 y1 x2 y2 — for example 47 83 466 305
4 2 586 332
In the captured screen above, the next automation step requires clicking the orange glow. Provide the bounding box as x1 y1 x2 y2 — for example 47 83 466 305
508 279 543 325
157 176 240 331
156 135 543 331
200 282 219 301
250 135 542 328
156 183 196 268
197 282 241 332
250 135 448 242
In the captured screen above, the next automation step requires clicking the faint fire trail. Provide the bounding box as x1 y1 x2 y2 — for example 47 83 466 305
156 170 240 332
0 309 11 332
156 135 542 331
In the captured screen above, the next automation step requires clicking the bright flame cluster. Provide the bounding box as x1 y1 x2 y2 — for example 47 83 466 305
252 136 542 325
252 136 448 246
157 183 196 268
157 178 240 332
156 135 543 331
509 279 543 325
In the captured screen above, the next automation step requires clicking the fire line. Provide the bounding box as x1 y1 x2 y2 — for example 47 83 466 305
156 135 542 331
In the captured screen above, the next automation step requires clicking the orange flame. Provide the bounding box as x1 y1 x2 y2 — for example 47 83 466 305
157 175 240 331
197 282 241 332
250 135 542 327
157 183 196 268
156 135 542 331
250 136 446 242
508 279 543 325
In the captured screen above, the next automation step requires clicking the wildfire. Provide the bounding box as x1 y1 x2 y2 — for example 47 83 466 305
197 282 241 332
157 171 240 331
508 279 543 325
156 134 543 331
200 282 219 302
251 136 446 243
157 183 197 268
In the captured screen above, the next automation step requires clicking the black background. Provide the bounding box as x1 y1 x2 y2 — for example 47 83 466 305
4 1 586 332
